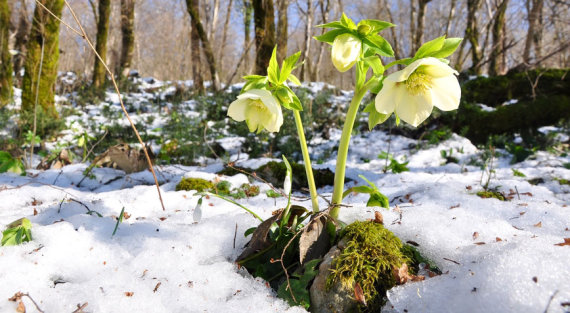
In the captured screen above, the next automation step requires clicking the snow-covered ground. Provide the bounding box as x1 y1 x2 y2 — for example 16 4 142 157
1 79 569 312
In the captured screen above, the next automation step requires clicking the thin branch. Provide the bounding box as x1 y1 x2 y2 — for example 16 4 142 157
33 1 83 37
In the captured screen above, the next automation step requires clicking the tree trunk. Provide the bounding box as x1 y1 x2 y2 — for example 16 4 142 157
415 0 432 50
313 0 329 81
21 0 64 134
488 0 508 76
189 0 204 93
466 0 483 74
120 0 135 78
93 0 111 88
276 0 289 62
187 0 220 91
445 0 456 36
13 1 29 88
243 0 253 71
0 0 11 107
219 0 234 79
300 0 313 81
410 0 416 52
253 0 275 75
209 0 220 40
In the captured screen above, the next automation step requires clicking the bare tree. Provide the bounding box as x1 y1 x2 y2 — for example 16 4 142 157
299 0 314 81
276 0 289 62
488 0 508 75
466 0 483 74
186 0 220 91
313 0 330 81
120 0 135 78
219 0 234 79
0 0 11 107
242 0 253 71
415 0 432 50
93 0 111 88
12 0 29 88
523 0 544 64
252 0 275 75
445 0 457 36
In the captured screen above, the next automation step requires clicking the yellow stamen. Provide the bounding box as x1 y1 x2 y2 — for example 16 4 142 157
405 71 433 96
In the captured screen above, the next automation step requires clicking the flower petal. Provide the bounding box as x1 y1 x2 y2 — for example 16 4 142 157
227 98 248 121
375 80 400 114
431 75 461 111
395 92 433 127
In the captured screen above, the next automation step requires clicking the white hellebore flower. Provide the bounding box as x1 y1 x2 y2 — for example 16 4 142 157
375 57 461 127
332 33 362 72
227 89 283 133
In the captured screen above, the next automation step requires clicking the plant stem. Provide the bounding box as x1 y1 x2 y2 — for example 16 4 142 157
330 85 369 219
293 110 319 212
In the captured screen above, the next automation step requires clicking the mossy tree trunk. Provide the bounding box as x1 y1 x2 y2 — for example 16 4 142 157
276 0 288 62
488 0 509 76
523 0 544 65
93 0 111 88
0 0 12 107
253 0 275 75
186 0 219 91
13 1 30 88
120 0 135 78
465 0 483 74
189 0 204 93
243 0 253 71
21 0 64 134
299 0 312 81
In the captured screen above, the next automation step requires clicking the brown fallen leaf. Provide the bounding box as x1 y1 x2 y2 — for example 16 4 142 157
159 217 167 221
517 203 528 206
16 301 25 313
474 242 486 245
449 204 460 209
374 211 383 225
122 212 131 220
466 185 472 190
392 263 425 284
124 292 134 297
554 238 570 246
496 237 503 242
33 208 38 216
521 192 533 197
354 282 367 306
472 232 479 240
519 211 526 216
533 221 542 228
153 282 161 293
532 277 538 283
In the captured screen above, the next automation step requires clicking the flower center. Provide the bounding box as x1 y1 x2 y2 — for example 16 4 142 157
405 71 433 96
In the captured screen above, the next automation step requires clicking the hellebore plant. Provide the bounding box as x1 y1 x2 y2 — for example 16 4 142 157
224 12 462 308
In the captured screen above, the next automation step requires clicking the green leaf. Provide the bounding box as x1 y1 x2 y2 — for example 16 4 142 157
0 151 26 175
315 21 345 29
274 86 295 110
362 56 384 76
111 207 125 237
430 37 463 58
313 28 348 44
357 19 395 33
362 35 394 57
279 85 303 111
385 58 413 69
363 101 390 130
277 259 321 309
267 46 280 84
288 74 301 86
355 61 369 90
1 218 33 246
340 13 357 30
244 227 257 237
414 35 446 59
241 77 268 93
243 74 266 81
280 51 301 84
367 191 390 208
511 168 526 177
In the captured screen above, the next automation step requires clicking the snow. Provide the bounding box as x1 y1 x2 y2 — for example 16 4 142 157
1 78 569 313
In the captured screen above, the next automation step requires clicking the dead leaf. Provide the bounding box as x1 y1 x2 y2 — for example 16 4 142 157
521 192 533 197
406 240 419 247
466 185 472 190
153 282 161 293
16 301 25 313
374 211 383 224
124 292 134 297
159 217 167 221
123 212 131 220
33 208 38 216
496 237 503 242
532 277 538 283
236 214 280 262
554 238 570 246
519 211 526 216
354 282 367 306
449 204 460 209
392 263 425 284
472 232 479 240
534 221 542 228
473 242 486 245
299 216 331 264
517 203 528 206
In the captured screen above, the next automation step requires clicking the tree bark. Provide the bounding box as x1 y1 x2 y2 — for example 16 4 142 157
410 0 416 52
415 0 432 50
445 0 456 36
276 0 289 62
93 0 111 88
488 0 508 76
466 0 483 74
189 0 204 93
120 0 135 78
209 0 220 40
21 0 64 133
0 0 11 107
12 0 29 88
313 0 329 81
523 0 544 64
253 0 275 75
187 0 220 91
219 0 234 78
243 0 253 71
300 0 313 81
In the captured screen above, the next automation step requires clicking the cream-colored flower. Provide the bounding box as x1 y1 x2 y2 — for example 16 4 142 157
332 33 362 72
375 57 461 127
227 89 283 133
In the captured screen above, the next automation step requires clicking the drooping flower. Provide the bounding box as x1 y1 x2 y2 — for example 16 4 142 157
374 57 461 127
332 33 362 72
227 89 283 133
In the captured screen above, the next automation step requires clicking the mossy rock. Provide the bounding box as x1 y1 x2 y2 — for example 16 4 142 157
175 177 214 192
461 69 569 107
217 161 342 190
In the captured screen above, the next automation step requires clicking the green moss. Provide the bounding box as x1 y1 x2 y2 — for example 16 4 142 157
214 180 231 195
476 190 506 201
400 244 441 275
0 0 12 107
240 183 260 197
175 177 214 192
327 221 408 309
554 178 570 186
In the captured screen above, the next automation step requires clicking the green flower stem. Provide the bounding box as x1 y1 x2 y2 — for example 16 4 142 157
330 80 374 219
293 109 320 213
